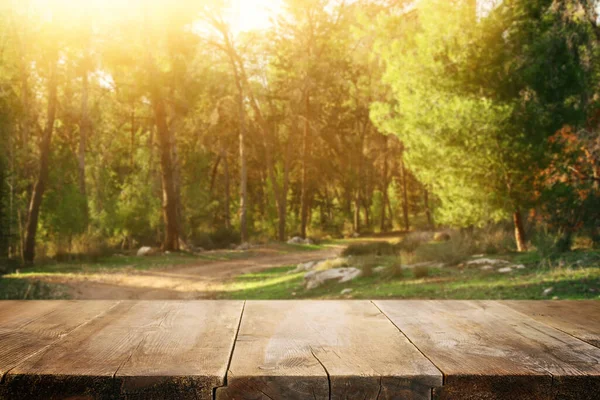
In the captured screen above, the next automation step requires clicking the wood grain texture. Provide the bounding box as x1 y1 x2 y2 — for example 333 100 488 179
375 300 600 400
0 300 118 380
504 300 600 348
3 300 243 400
216 300 442 400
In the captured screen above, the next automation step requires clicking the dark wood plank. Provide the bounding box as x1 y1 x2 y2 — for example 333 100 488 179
375 300 600 400
216 300 442 400
0 300 118 380
3 300 243 400
505 300 600 348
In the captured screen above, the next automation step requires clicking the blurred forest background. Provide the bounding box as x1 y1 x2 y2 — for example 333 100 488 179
0 0 599 266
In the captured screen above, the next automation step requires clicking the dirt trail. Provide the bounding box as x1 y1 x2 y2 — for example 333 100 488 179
46 247 340 300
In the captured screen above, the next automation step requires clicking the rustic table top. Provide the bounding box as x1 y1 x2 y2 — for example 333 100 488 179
0 300 598 400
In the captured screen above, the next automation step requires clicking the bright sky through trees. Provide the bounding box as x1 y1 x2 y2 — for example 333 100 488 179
228 0 283 33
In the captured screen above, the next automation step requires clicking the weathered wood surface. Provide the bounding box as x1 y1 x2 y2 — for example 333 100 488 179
0 300 118 380
216 300 442 400
0 300 599 400
375 300 600 400
2 300 243 400
505 300 600 348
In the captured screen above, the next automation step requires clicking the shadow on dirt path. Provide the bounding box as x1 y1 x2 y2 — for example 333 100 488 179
44 246 342 300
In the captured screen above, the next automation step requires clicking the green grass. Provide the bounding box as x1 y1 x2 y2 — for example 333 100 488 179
218 251 600 300
0 277 70 300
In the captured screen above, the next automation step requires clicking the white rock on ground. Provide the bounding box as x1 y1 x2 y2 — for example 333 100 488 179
467 258 510 266
498 267 513 273
304 268 362 290
137 246 153 256
289 261 320 274
515 264 526 269
373 266 386 274
341 288 353 295
236 242 251 251
543 287 554 296
480 265 494 271
287 236 313 245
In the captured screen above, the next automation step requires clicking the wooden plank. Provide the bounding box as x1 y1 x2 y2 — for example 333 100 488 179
0 300 118 379
216 300 442 400
3 300 243 400
375 300 600 400
505 300 600 348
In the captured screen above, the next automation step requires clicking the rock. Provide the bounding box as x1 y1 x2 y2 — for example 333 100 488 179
515 264 526 270
137 246 153 256
289 261 319 274
304 268 362 290
498 267 513 273
433 232 451 242
236 242 251 251
480 265 494 271
287 236 312 245
543 287 554 296
467 258 510 266
341 288 353 295
552 296 559 300
374 266 386 274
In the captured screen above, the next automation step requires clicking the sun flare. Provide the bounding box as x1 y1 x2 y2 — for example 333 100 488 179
25 0 283 33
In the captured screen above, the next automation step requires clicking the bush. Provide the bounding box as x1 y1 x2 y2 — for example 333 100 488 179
342 242 399 257
414 233 477 265
413 265 430 279
397 232 433 252
209 228 241 249
531 229 568 259
383 259 404 279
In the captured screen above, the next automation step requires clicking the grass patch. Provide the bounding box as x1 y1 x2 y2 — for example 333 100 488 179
218 251 600 300
0 276 70 299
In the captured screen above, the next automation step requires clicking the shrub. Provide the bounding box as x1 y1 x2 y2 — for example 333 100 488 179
397 232 433 252
383 258 404 279
413 265 430 279
342 242 399 257
209 228 241 249
414 233 477 265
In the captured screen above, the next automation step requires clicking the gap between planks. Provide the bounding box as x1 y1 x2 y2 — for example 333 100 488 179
212 300 246 400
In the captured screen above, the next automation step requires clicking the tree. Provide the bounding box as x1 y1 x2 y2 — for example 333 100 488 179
372 0 599 250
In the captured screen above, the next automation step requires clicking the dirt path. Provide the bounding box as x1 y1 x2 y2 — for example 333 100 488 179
45 247 341 300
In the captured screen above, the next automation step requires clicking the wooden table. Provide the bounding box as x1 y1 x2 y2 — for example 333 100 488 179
0 300 598 400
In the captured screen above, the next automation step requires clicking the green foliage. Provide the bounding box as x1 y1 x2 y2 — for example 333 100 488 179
372 0 599 234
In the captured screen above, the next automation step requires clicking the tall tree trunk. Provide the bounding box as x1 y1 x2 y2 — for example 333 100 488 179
237 89 248 242
277 140 291 241
150 87 179 251
424 187 434 229
354 194 361 234
401 160 410 232
300 93 311 238
23 61 58 263
380 137 389 232
78 67 89 225
513 210 527 252
222 149 231 230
